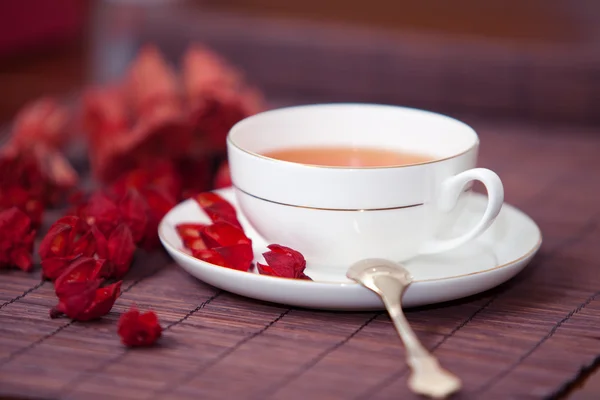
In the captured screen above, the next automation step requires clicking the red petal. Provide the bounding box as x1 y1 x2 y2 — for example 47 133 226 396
200 221 251 249
175 223 208 251
0 207 33 237
70 230 97 258
41 254 81 281
182 45 264 151
191 248 225 267
76 281 122 321
256 262 277 276
0 187 44 228
55 215 87 232
10 97 70 150
259 244 310 280
107 224 136 279
194 192 242 229
267 244 306 269
194 192 231 209
127 45 181 118
38 223 72 259
84 193 120 237
214 243 253 271
54 256 101 295
51 279 101 320
93 259 114 279
261 252 297 277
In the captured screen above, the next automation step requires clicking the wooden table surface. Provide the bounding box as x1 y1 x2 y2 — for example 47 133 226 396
1 29 600 400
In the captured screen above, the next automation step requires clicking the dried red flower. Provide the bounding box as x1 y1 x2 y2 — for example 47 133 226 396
9 97 71 150
84 46 191 184
0 98 78 207
257 244 311 280
110 159 182 202
117 306 162 347
0 186 45 228
175 223 208 252
192 243 254 272
50 257 120 321
183 45 264 153
0 207 36 272
54 256 105 290
39 216 97 280
92 223 136 279
193 192 242 229
200 221 251 249
41 254 82 282
78 191 148 244
51 280 122 321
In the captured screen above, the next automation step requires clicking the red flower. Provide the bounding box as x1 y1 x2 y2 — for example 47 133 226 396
39 215 136 281
0 207 36 272
257 244 311 280
192 243 254 272
50 257 121 321
0 97 78 207
110 159 182 202
78 191 147 244
51 276 122 322
193 192 242 229
84 46 191 184
176 223 254 272
183 45 264 153
39 216 97 280
92 224 136 279
175 223 208 252
117 306 162 347
53 256 106 289
0 185 44 228
200 221 252 249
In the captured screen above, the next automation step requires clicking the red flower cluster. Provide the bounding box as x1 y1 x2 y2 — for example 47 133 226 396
118 306 162 347
176 192 311 280
0 207 36 272
83 44 262 196
1 42 266 346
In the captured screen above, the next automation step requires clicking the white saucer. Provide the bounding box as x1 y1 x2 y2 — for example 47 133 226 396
158 188 542 311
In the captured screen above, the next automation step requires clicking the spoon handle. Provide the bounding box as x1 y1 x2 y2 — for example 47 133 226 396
373 275 461 398
373 275 430 359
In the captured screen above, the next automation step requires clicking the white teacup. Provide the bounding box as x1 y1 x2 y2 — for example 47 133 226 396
227 103 504 269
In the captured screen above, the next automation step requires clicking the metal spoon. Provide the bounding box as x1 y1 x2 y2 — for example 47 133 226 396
347 258 462 399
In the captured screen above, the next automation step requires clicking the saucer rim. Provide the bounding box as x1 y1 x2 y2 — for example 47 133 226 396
158 189 543 286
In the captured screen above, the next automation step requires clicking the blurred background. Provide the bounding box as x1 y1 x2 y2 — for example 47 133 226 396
1 0 599 126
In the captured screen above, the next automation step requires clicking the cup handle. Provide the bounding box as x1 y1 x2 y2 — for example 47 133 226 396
419 168 504 255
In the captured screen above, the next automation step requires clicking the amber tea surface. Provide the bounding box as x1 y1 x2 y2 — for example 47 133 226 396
261 146 435 167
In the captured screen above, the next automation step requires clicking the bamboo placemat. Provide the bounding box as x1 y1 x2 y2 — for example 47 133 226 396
1 119 600 399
